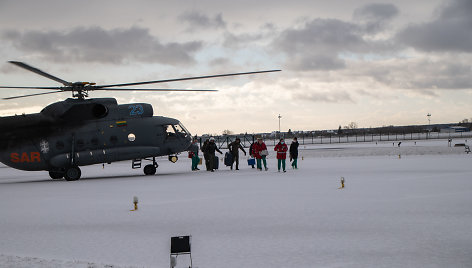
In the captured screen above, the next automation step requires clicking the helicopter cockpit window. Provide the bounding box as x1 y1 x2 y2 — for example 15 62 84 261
164 125 174 138
173 123 189 138
164 124 189 139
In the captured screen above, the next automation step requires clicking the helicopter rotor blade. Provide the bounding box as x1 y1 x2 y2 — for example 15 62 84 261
95 69 281 88
94 88 217 92
2 90 64 100
0 86 63 90
8 61 72 86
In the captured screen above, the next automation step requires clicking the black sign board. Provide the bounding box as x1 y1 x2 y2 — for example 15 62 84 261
171 236 191 254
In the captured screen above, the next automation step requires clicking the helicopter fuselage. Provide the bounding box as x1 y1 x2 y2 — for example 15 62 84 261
0 98 192 174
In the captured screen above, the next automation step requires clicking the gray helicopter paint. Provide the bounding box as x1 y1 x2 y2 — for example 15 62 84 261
0 98 192 171
49 146 161 167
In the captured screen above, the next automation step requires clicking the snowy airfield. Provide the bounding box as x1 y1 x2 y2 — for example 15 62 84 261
0 139 471 268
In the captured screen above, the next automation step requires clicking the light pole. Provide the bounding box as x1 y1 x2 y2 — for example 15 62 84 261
427 113 431 138
278 114 282 138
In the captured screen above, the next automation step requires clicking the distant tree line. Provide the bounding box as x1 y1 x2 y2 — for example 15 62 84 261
458 118 472 129
197 121 471 149
201 120 471 140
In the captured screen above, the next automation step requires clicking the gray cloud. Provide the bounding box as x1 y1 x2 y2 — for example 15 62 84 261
356 89 385 99
223 32 265 48
282 80 354 103
396 0 472 52
407 63 472 89
273 18 398 71
293 90 354 103
179 11 226 31
276 19 364 53
353 3 399 22
353 3 399 33
0 63 19 74
287 54 346 71
222 23 278 49
273 19 359 71
365 58 472 90
2 26 203 65
209 57 231 66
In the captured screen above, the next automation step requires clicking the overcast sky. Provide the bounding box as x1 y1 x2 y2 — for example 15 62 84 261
0 0 471 135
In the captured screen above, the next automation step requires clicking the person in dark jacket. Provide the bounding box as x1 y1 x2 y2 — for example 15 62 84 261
228 138 246 170
201 139 211 171
289 137 299 169
207 137 223 172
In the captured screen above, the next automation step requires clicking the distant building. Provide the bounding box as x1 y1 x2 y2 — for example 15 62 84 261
440 126 470 133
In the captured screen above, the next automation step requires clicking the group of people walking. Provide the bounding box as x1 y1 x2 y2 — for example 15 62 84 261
250 137 299 172
191 137 299 172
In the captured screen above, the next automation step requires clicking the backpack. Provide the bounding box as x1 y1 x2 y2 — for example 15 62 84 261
224 152 234 166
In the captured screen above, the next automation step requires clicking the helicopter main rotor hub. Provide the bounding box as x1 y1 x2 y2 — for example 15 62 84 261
70 82 94 99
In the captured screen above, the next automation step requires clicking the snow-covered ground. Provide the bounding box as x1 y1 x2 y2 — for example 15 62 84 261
0 139 471 268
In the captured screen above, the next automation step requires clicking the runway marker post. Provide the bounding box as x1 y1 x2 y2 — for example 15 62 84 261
338 177 345 189
131 196 138 211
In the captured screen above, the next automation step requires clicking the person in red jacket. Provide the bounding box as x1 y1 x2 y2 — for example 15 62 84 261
274 138 288 172
252 137 268 171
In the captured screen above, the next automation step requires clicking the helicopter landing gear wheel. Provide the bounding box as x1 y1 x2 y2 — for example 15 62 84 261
64 166 81 181
49 170 64 180
143 164 157 175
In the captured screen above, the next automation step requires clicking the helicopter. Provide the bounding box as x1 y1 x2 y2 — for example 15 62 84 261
0 61 280 181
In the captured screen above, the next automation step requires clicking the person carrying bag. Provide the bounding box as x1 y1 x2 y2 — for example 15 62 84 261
253 137 268 171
